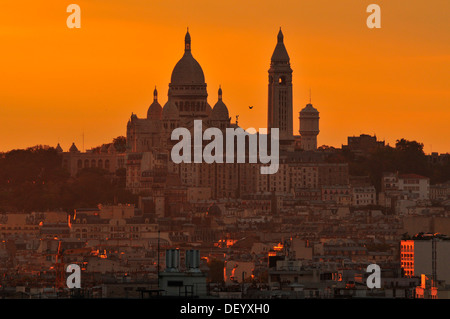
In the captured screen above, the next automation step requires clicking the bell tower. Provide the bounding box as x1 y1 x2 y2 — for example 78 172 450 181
268 29 294 147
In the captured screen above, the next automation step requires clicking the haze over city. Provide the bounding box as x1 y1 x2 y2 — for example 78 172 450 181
0 0 448 154
1 0 450 304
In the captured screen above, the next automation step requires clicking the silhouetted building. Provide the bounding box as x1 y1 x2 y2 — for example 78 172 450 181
268 29 294 149
299 103 320 151
342 134 385 156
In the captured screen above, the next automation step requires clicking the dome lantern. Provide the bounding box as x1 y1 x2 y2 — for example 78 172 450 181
185 28 191 52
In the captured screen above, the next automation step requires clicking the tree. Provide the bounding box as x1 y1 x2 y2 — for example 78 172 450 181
113 136 127 153
394 139 428 176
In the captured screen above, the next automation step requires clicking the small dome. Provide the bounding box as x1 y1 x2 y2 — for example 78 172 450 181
170 31 205 85
211 100 229 120
162 100 180 119
210 87 229 121
147 87 162 120
148 101 162 120
300 103 319 114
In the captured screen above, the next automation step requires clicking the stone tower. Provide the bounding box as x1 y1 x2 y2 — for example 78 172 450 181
299 103 320 151
267 29 294 147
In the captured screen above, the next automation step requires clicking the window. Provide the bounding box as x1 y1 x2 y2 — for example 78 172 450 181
167 281 183 287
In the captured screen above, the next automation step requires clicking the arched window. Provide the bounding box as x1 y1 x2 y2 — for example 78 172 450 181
105 160 110 169
91 159 96 168
98 159 103 169
84 159 89 168
77 159 82 169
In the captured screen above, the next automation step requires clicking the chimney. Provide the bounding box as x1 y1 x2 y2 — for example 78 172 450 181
165 249 180 272
185 249 201 272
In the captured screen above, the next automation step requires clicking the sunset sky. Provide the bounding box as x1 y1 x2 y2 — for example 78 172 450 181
0 0 448 154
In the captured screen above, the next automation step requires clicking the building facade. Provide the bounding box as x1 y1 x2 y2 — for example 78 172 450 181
401 237 450 284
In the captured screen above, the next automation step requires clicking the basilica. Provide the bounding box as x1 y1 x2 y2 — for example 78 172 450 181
126 30 233 154
58 29 353 217
126 28 320 154
123 29 324 202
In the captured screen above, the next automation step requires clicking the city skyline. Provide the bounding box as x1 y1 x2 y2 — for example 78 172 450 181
1 1 450 301
0 0 449 154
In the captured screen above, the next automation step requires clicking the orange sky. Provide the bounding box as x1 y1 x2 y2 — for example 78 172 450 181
0 0 448 154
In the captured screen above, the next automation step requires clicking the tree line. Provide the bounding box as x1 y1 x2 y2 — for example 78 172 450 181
0 143 137 213
0 138 448 212
327 138 450 192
